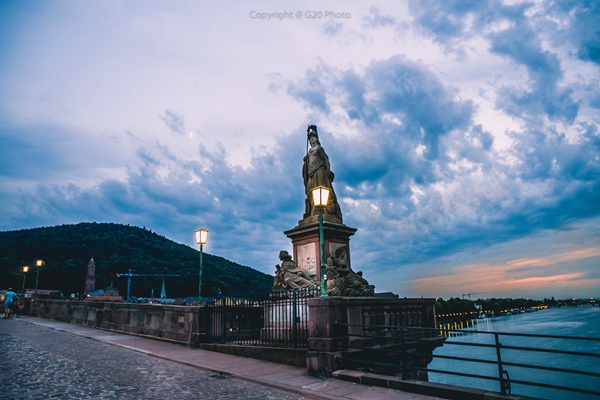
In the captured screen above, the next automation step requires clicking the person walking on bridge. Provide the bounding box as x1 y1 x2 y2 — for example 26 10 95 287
3 288 18 319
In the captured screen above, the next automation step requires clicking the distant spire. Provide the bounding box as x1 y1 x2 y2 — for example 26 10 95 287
84 257 96 296
160 278 166 298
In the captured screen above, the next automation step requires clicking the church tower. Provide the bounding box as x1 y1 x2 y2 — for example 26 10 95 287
84 257 96 296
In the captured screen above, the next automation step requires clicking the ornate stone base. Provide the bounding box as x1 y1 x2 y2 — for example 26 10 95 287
284 220 357 282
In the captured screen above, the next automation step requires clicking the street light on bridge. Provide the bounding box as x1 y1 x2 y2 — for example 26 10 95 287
34 259 45 294
311 186 330 298
194 229 209 305
21 265 29 295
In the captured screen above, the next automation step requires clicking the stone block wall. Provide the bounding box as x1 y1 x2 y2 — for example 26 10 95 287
28 299 208 345
306 297 441 376
27 296 441 376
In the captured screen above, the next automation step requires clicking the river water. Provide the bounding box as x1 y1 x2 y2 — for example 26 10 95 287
429 305 600 399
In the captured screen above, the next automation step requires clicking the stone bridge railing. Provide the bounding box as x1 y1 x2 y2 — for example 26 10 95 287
28 296 440 376
306 297 440 375
28 299 208 344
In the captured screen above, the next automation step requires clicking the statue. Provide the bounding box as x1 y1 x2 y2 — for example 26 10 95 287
303 125 342 221
326 246 350 296
326 246 374 297
274 250 318 290
345 270 375 297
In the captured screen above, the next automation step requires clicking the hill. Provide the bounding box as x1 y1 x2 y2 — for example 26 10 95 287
0 222 274 298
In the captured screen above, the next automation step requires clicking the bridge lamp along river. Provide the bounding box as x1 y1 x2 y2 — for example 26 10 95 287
195 229 209 304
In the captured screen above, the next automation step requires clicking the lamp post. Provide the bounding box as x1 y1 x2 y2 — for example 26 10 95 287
34 259 44 294
311 186 330 297
21 265 30 295
194 229 208 305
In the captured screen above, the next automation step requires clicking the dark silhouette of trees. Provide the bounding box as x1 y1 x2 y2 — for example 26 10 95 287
0 223 273 298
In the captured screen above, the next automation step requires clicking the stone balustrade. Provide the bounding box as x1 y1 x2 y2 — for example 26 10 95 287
29 299 208 345
27 296 441 377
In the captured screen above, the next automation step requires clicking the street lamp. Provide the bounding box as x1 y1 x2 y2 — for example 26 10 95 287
34 259 45 294
21 266 30 295
194 229 209 304
311 186 330 297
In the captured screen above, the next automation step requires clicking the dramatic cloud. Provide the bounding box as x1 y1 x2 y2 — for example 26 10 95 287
1 1 598 299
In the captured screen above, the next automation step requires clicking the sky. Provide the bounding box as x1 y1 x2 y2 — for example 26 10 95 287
1 1 599 300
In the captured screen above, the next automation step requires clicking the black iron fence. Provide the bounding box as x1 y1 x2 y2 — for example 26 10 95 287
205 288 319 347
336 323 600 399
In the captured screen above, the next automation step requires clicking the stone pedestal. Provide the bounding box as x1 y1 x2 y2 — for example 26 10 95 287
306 297 349 374
284 216 357 281
306 297 443 377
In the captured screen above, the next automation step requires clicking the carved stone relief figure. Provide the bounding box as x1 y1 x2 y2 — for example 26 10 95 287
326 245 350 296
345 270 375 297
325 245 375 297
274 250 318 290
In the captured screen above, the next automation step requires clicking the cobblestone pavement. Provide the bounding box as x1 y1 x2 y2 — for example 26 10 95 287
0 318 309 400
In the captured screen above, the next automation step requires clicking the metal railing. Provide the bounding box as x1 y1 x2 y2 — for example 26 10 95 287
336 323 600 399
205 288 319 347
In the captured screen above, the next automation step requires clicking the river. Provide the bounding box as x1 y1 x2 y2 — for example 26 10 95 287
429 305 600 399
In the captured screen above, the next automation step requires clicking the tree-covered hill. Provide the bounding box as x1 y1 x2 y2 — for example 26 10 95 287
0 222 273 298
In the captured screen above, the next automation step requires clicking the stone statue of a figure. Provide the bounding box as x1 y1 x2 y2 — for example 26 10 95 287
326 246 349 296
326 246 374 297
273 250 318 290
303 125 342 221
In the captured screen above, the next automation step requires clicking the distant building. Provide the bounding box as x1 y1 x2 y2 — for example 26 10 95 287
375 292 400 299
84 257 96 296
88 284 120 297
83 257 122 301
86 284 122 302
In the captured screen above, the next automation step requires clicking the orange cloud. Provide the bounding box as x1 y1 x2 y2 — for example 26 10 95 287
505 273 584 284
411 246 600 297
505 246 600 269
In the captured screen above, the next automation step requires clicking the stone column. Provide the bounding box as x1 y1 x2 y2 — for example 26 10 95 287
306 297 349 375
285 219 357 282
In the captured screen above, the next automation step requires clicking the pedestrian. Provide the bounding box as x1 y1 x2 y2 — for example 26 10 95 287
3 288 18 318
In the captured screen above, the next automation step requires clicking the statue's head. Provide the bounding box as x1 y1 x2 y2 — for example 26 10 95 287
307 124 319 140
334 246 347 257
279 250 292 260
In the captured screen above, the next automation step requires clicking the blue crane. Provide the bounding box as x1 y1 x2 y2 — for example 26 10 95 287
116 269 182 301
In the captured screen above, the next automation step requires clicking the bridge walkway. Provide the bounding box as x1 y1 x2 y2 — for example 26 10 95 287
9 316 531 400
